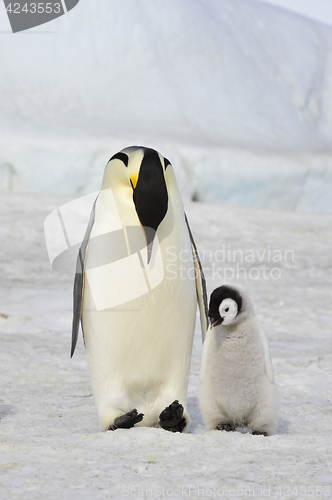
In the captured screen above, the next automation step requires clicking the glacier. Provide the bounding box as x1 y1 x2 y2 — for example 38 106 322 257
1 0 332 210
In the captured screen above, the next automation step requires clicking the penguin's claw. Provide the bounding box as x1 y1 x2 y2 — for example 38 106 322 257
110 409 144 430
216 423 235 432
252 430 268 436
159 400 186 433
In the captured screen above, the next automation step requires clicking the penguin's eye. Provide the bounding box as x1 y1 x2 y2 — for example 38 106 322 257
225 307 229 312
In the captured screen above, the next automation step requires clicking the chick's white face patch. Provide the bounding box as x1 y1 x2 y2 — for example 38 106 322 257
219 298 238 325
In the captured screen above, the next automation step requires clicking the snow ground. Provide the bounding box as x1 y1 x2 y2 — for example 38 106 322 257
0 191 331 499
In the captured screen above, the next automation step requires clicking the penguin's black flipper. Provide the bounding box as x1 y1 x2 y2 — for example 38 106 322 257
159 400 186 433
110 409 144 430
184 213 209 342
71 196 98 358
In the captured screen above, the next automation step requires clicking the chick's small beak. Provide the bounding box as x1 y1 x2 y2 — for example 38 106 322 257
210 317 223 328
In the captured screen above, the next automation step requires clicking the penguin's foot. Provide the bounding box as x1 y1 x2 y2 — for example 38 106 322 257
159 400 186 433
252 430 268 436
216 423 235 432
109 409 144 430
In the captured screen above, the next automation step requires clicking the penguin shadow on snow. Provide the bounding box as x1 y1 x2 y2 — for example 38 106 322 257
274 416 289 435
186 396 205 432
0 403 15 420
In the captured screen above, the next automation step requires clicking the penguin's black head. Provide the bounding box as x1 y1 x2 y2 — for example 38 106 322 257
111 147 170 263
133 147 168 228
208 285 243 328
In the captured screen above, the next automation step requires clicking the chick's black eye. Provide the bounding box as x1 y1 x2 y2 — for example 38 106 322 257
225 308 229 312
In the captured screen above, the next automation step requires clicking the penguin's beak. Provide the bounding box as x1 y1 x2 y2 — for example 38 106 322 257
131 160 168 264
210 317 223 328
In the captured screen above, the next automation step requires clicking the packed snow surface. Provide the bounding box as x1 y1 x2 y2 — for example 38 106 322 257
1 191 331 499
1 0 332 210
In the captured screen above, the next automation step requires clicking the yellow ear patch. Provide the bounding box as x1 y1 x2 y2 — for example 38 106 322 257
130 174 138 189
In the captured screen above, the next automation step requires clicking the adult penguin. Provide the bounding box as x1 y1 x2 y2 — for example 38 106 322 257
71 146 208 432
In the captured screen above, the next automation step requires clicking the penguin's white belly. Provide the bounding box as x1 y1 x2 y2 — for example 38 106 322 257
202 334 265 422
82 227 197 429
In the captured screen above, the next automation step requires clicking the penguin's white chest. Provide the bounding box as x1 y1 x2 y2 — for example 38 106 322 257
202 328 265 411
81 193 197 422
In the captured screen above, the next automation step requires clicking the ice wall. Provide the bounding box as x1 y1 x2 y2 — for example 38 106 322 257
1 0 332 210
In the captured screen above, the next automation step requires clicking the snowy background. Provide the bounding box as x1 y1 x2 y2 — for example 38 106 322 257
1 0 332 210
1 0 332 498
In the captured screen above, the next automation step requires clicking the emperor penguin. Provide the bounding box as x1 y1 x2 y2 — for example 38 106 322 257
199 285 279 435
72 146 208 432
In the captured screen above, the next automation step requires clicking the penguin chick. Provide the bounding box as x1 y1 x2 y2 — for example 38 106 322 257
199 285 279 436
